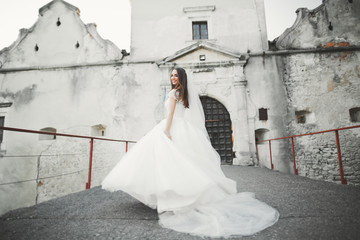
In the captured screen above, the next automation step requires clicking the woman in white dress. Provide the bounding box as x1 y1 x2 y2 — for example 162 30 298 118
102 67 279 238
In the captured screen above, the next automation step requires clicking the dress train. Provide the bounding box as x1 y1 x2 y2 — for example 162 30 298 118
102 89 279 237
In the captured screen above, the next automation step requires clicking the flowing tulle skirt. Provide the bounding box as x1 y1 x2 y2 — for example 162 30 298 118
102 117 279 237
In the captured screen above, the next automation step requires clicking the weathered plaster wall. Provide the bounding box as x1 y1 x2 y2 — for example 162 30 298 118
282 51 360 185
271 0 360 185
276 0 360 49
245 56 291 172
0 0 165 215
0 2 121 69
0 63 164 215
130 0 268 61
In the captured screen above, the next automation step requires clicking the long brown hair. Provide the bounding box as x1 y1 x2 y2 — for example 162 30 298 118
170 67 189 108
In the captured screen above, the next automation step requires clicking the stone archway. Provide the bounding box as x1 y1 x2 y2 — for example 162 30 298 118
200 96 233 165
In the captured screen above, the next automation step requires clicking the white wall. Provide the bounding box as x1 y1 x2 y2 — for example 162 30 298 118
130 0 268 60
0 0 121 69
0 0 163 215
245 56 291 172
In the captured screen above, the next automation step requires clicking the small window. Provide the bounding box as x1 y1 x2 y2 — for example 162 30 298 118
39 127 56 140
295 110 315 124
91 124 106 137
349 107 360 122
255 128 270 142
0 117 4 143
259 108 268 121
296 111 306 124
192 21 208 40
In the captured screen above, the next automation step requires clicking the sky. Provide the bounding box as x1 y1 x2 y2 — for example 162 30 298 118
0 0 322 51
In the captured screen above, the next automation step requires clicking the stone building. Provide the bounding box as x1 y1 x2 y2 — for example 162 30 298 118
272 0 360 184
0 0 359 215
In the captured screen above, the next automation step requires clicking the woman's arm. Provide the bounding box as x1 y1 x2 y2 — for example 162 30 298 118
164 97 176 140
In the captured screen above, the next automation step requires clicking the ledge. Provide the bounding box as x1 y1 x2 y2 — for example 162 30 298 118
183 5 216 13
0 60 157 73
249 45 360 57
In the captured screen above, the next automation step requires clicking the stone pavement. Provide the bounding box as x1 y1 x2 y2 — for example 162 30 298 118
1 166 360 240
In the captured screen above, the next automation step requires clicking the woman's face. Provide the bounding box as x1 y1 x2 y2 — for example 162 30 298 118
171 69 179 86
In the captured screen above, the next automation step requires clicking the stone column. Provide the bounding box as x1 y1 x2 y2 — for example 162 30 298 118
246 90 258 164
232 77 253 165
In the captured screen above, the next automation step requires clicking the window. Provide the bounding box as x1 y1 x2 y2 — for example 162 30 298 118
259 108 268 121
0 102 12 147
295 110 315 124
255 128 270 142
349 107 360 122
0 117 4 143
296 111 306 124
39 127 57 140
192 21 208 40
91 124 106 137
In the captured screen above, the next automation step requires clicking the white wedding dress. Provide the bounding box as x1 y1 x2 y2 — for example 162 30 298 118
102 89 279 238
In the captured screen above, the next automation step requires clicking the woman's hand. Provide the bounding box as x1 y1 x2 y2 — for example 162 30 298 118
164 130 172 140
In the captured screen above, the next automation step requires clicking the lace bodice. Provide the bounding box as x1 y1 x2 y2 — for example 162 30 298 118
165 89 186 118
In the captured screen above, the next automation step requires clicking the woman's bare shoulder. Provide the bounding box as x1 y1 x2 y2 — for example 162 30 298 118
168 89 179 100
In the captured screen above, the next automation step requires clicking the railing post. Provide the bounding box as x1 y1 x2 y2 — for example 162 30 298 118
126 141 128 152
291 137 298 175
334 130 347 184
86 138 94 189
269 140 274 169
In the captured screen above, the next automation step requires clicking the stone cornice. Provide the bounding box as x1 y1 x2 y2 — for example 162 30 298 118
249 45 360 57
233 80 247 87
2 45 358 73
158 60 246 69
183 6 216 13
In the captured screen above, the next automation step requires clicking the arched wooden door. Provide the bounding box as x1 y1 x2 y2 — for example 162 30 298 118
200 96 233 164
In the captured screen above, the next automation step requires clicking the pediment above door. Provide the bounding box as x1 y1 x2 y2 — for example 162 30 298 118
157 41 248 67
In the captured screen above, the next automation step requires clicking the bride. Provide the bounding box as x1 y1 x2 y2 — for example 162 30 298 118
101 67 279 237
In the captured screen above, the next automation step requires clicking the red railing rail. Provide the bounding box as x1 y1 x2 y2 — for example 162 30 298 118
0 126 136 189
256 125 360 184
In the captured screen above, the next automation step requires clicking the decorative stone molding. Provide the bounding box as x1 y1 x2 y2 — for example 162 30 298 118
183 6 216 13
0 103 13 108
233 80 247 87
157 41 244 66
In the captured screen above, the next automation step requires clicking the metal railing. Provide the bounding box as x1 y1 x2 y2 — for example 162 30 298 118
256 125 360 185
0 126 136 189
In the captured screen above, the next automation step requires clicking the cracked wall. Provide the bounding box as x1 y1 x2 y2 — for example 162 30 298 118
0 63 162 215
282 51 360 185
276 0 360 49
